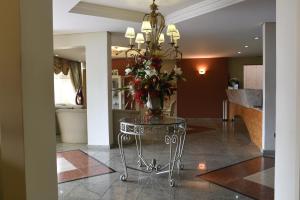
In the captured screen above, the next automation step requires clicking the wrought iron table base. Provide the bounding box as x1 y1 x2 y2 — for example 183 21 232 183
118 124 186 187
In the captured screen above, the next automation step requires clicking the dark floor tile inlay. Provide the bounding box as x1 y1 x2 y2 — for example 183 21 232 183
57 150 115 183
199 157 275 200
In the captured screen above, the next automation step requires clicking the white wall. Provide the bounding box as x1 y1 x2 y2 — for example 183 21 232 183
262 22 276 152
54 33 113 146
275 0 300 199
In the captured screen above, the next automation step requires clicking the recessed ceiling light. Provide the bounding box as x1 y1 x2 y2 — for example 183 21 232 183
55 54 59 56
237 51 242 54
254 37 260 40
244 45 249 48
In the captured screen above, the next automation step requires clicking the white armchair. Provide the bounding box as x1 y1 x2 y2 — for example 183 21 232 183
56 108 87 143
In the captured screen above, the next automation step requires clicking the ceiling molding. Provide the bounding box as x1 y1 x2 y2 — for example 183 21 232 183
70 2 145 22
166 0 245 24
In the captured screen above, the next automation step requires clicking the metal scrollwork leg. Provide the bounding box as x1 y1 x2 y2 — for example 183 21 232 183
135 133 149 169
119 119 186 187
176 126 186 170
118 132 129 181
165 134 179 187
135 135 142 167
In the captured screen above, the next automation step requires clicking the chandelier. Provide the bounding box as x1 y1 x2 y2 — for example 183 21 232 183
124 0 182 59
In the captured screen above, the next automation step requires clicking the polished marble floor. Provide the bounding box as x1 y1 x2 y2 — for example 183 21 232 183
57 118 264 200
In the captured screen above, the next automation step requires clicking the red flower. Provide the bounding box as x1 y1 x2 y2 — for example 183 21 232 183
134 78 141 84
151 57 162 71
133 78 142 89
134 90 143 105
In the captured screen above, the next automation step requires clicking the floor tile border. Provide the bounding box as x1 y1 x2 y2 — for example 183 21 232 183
197 156 275 200
57 149 116 184
197 156 274 177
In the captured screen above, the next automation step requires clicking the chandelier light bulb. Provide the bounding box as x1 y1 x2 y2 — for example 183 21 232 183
125 27 135 39
135 33 145 44
167 24 177 36
141 21 152 33
158 33 165 44
173 29 180 40
174 40 178 47
135 33 145 49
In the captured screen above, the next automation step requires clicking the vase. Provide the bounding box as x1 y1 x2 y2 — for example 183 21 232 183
145 93 162 117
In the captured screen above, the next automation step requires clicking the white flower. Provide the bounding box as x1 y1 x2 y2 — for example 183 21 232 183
145 69 157 77
125 68 132 75
174 66 183 75
144 60 152 67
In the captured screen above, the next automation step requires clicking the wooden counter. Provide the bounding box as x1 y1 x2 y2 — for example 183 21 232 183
229 102 262 149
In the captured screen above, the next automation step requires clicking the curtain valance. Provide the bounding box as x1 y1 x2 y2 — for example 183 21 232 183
54 57 80 75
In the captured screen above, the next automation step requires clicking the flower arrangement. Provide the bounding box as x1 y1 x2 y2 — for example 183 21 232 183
124 55 185 116
228 78 240 89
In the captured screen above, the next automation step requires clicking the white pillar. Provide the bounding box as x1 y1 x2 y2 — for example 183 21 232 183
21 0 58 199
1 0 58 199
53 32 113 146
275 0 300 200
262 22 276 153
85 33 113 146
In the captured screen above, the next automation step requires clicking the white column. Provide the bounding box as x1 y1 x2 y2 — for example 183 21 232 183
262 22 276 153
85 33 113 146
21 0 58 199
275 0 300 200
53 32 113 146
1 0 58 199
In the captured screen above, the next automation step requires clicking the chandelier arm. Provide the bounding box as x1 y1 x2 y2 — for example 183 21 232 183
125 48 144 60
153 13 165 55
157 13 165 37
176 50 183 60
161 46 176 57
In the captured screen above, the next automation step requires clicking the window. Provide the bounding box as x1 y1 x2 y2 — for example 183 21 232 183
54 72 76 105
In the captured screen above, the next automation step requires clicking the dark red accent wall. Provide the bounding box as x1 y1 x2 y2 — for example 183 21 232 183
177 58 229 118
112 58 229 118
112 58 129 76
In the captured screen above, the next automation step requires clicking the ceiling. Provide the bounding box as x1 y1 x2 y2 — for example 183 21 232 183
54 47 85 62
176 0 275 58
53 0 276 60
53 45 134 62
80 0 205 15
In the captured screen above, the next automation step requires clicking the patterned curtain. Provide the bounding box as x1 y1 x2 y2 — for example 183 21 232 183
69 62 82 91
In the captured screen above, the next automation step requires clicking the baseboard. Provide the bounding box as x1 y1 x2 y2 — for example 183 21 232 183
87 144 111 150
262 150 275 158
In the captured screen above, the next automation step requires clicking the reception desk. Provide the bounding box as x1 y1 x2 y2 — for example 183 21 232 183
226 89 263 149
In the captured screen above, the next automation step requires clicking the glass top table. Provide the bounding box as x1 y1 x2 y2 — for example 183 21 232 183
120 116 186 126
118 116 187 187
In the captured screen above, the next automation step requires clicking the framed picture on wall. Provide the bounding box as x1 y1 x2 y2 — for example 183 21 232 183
112 69 119 75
